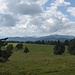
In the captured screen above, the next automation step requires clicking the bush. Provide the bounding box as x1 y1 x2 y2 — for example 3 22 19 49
16 43 23 50
2 49 13 61
53 40 65 55
6 44 13 51
68 39 75 55
24 47 29 53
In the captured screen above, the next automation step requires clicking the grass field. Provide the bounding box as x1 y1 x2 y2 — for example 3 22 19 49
0 44 75 75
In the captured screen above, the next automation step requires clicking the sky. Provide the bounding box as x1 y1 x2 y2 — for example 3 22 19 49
0 0 75 37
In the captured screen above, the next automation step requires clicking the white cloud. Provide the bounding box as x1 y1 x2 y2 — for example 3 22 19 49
67 7 75 17
6 0 46 15
0 0 7 13
0 0 75 37
51 0 70 6
13 3 43 15
0 13 18 27
20 0 48 5
56 22 75 35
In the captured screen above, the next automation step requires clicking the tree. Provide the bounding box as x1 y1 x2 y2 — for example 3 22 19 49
64 40 69 46
2 49 13 61
0 38 13 62
6 44 13 51
53 40 65 55
2 44 14 61
41 40 45 44
24 47 29 53
0 38 8 50
16 43 23 50
68 38 75 55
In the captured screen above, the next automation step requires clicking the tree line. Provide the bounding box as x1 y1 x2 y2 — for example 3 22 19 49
7 40 69 46
25 40 69 46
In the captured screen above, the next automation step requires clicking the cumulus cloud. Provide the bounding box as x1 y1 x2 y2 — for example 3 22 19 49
32 5 69 34
0 0 7 13
15 6 70 36
67 7 75 17
0 0 75 37
6 0 44 15
13 3 43 15
0 13 18 27
51 0 71 6
20 0 48 5
56 22 75 35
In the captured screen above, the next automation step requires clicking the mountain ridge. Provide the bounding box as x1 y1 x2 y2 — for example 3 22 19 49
7 35 75 42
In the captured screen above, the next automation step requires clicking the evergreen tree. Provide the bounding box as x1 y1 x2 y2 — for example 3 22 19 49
41 40 45 44
64 40 69 46
24 47 29 53
2 49 13 61
0 38 13 62
16 43 23 50
53 40 65 55
68 38 75 55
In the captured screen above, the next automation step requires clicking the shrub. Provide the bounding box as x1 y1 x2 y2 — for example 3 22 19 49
16 43 23 50
6 44 13 51
2 49 13 61
53 40 65 55
68 39 75 55
24 47 29 53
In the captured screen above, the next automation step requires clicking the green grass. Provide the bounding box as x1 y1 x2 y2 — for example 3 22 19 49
0 44 75 75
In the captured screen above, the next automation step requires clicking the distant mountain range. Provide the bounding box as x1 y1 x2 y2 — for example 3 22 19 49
7 35 75 42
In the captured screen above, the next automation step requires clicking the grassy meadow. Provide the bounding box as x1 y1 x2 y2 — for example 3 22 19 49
0 43 75 75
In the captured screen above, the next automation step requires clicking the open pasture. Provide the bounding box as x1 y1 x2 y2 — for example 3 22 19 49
0 44 75 75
